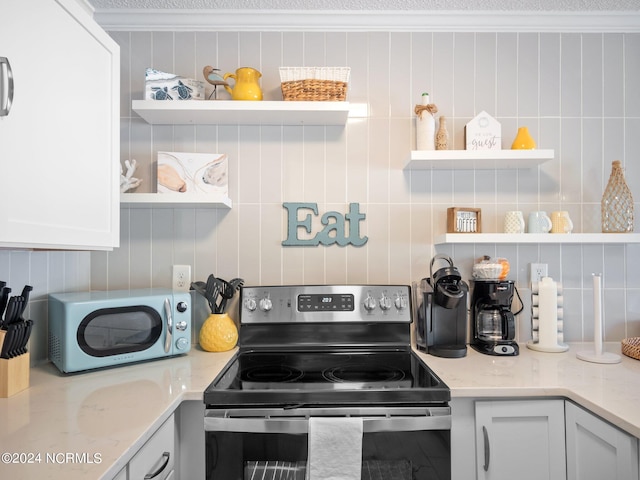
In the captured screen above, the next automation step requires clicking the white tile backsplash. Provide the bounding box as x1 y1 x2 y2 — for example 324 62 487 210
0 250 91 365
78 27 637 344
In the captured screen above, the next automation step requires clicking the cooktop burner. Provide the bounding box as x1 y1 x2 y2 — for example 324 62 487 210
204 349 449 407
322 363 406 383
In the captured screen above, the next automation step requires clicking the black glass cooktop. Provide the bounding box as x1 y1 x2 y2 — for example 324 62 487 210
203 349 450 407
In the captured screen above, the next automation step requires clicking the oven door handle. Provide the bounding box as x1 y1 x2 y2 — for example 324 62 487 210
204 413 451 434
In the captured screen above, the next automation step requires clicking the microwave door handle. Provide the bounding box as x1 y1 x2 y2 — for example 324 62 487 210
0 57 14 117
163 298 172 353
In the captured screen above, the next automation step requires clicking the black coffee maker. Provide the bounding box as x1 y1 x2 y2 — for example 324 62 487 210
415 254 468 358
470 280 519 356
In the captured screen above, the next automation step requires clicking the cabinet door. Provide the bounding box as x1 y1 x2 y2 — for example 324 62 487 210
112 466 127 480
0 0 119 250
129 415 175 480
475 399 566 480
566 401 639 480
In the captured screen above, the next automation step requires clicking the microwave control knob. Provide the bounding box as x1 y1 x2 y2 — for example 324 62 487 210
363 294 377 311
175 337 189 351
244 298 257 312
176 320 188 331
176 301 188 313
379 295 392 311
259 297 273 312
394 295 408 310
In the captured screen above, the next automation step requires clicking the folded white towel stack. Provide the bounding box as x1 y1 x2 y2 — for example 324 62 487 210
306 417 363 480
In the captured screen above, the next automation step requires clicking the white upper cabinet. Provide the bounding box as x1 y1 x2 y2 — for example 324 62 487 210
0 0 119 250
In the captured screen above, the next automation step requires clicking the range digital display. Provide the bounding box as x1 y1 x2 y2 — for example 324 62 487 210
297 293 355 312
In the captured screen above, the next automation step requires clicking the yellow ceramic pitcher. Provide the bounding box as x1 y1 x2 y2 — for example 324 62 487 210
223 67 263 101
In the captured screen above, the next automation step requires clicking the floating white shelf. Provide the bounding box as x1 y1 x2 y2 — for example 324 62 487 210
435 233 640 244
131 100 353 126
121 193 232 209
405 149 554 170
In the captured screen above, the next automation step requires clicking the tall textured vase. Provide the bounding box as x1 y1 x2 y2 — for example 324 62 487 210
602 160 634 233
511 126 536 149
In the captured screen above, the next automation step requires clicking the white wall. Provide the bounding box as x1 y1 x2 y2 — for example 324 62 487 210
92 29 637 343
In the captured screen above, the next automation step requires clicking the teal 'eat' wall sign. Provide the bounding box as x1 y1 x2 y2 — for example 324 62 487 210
282 203 368 247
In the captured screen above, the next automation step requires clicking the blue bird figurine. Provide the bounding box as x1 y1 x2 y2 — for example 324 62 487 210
203 66 228 100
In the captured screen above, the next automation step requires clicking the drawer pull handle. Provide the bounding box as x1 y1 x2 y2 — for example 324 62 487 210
144 451 170 479
482 425 490 471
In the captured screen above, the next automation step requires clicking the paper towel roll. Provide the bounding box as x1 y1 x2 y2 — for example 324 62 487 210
307 417 363 480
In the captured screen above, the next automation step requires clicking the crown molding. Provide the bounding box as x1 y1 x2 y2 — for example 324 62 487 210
93 9 640 33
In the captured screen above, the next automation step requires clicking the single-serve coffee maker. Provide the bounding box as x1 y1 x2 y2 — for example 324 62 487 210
470 280 519 356
414 254 468 358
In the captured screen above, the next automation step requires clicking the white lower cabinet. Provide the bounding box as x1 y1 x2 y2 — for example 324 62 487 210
565 401 639 480
475 399 566 480
128 414 176 480
112 467 127 480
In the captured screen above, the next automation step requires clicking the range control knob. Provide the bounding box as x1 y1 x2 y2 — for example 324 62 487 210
363 294 377 311
175 337 189 351
177 301 188 313
176 320 188 331
394 295 408 310
244 298 257 312
259 297 273 312
379 295 392 311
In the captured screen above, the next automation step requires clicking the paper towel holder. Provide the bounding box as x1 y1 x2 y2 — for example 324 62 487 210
576 273 621 364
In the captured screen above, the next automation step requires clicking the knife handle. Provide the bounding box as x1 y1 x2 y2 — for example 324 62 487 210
0 329 9 359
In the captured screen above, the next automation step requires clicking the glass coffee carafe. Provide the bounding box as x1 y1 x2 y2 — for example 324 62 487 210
475 306 514 342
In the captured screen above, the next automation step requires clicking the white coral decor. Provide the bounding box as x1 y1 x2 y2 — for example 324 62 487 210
120 159 142 193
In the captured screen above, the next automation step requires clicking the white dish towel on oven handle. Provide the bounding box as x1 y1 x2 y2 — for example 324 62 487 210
306 416 363 480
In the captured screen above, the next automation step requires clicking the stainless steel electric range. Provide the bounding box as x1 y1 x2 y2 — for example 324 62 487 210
203 285 451 480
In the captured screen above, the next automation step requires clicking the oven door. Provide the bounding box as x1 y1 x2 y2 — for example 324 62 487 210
204 406 451 480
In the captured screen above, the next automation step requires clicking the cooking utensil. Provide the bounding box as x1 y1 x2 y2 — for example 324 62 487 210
219 278 244 313
192 278 220 313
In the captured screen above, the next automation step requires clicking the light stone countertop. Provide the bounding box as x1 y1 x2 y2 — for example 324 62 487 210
1 343 639 479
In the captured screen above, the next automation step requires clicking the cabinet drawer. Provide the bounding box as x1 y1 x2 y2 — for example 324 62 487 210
129 415 175 480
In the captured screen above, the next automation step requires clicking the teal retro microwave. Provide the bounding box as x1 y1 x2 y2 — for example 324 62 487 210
48 289 191 373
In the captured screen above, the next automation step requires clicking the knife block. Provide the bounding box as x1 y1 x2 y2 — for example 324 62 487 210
0 330 29 397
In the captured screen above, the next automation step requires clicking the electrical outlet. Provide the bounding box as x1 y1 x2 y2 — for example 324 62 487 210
530 263 548 285
172 265 191 291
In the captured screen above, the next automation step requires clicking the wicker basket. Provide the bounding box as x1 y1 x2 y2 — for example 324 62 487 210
279 67 350 101
621 337 640 360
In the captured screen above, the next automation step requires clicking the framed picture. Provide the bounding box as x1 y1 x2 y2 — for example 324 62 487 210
447 207 482 233
157 151 227 196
